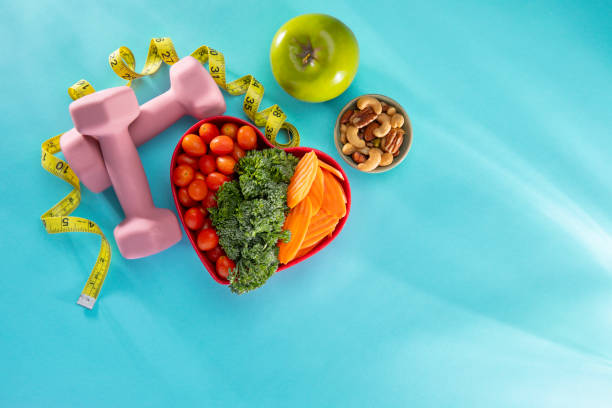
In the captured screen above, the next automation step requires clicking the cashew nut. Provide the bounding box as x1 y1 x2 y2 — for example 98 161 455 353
357 148 382 172
358 146 370 155
340 124 347 144
386 106 397 116
379 152 394 166
343 143 369 155
373 113 391 138
342 143 356 155
390 113 404 128
346 126 365 148
356 96 383 115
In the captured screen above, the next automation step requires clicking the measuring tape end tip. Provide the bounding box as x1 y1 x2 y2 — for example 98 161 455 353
77 294 96 310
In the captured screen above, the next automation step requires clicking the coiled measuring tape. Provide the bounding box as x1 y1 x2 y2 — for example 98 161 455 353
42 37 300 309
71 37 300 147
40 133 111 310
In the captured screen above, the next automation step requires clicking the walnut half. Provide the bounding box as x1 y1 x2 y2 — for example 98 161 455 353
382 128 404 155
349 107 377 128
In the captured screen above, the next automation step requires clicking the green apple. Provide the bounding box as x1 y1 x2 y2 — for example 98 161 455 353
270 14 359 103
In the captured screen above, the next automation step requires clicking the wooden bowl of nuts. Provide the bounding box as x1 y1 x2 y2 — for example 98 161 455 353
334 94 412 173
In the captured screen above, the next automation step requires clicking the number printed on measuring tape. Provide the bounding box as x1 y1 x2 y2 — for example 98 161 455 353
75 38 299 147
40 134 111 310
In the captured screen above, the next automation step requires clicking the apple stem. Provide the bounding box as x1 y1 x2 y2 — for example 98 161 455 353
296 39 318 67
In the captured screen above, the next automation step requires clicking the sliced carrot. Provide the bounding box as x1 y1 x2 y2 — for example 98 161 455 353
303 209 334 236
301 212 339 248
278 197 313 264
287 152 318 208
320 169 346 219
295 243 318 259
318 159 344 181
304 224 337 249
306 165 324 214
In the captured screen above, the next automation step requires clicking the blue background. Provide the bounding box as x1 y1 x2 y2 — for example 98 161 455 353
1 0 611 406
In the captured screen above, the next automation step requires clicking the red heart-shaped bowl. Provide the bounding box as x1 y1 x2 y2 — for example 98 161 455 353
170 116 351 285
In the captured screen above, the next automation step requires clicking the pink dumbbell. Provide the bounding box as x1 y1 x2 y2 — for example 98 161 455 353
69 86 182 259
60 56 225 193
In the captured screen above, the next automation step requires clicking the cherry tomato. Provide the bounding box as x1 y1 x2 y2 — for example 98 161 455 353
173 164 195 187
177 187 197 207
194 172 205 181
196 206 208 218
209 135 234 156
197 228 219 251
206 246 225 263
198 123 220 144
187 179 208 201
206 172 230 191
220 123 238 139
182 134 207 157
177 153 199 169
237 125 257 150
232 144 246 161
202 191 217 209
216 155 236 175
198 155 216 175
216 256 235 279
184 207 205 230
201 216 213 230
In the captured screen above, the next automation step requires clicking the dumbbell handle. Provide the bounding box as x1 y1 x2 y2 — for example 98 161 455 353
96 129 155 217
129 90 184 146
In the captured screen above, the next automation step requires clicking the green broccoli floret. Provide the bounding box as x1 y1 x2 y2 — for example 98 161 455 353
208 148 298 294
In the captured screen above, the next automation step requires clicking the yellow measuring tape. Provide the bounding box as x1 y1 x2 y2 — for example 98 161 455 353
70 37 300 147
42 37 300 309
40 134 111 310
